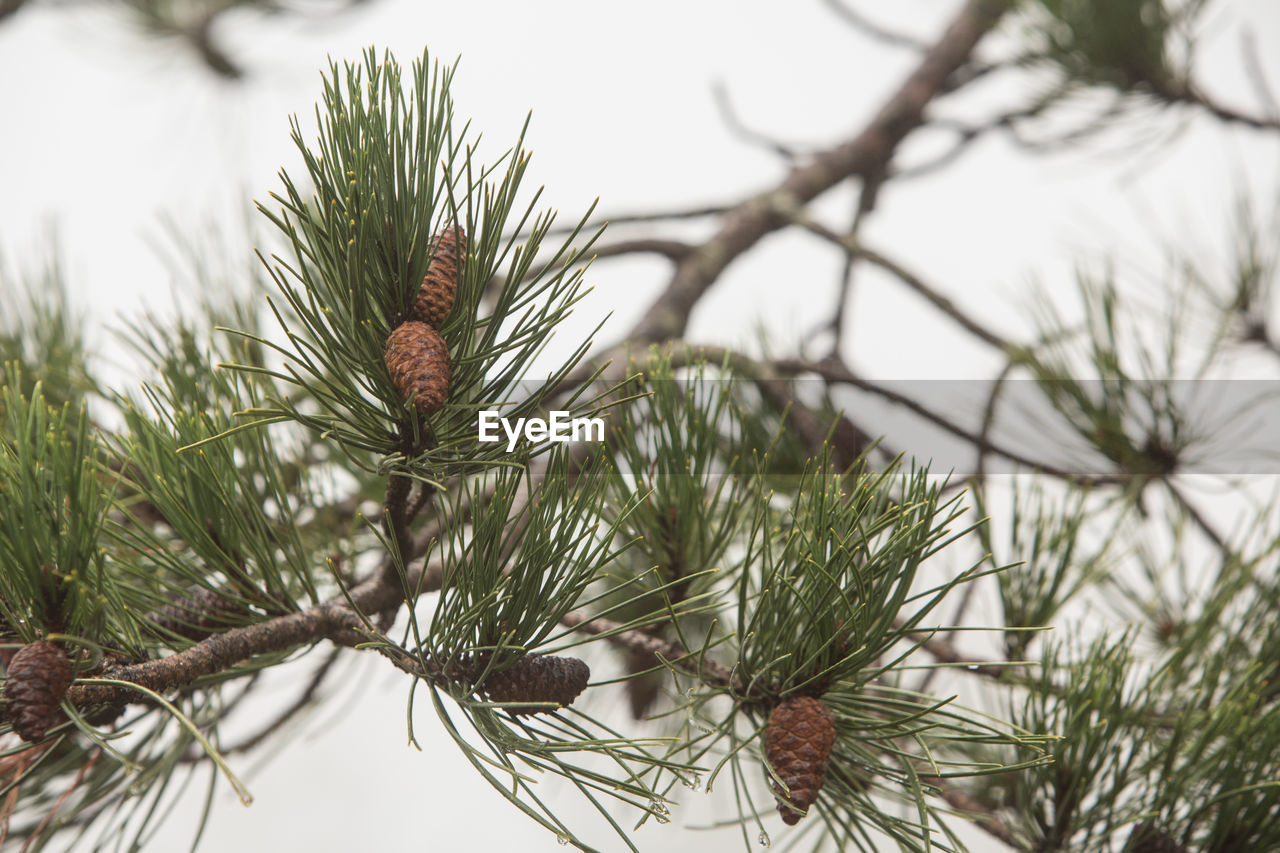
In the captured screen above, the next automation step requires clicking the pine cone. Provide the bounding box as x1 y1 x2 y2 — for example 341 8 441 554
412 225 466 329
385 321 451 416
3 640 72 742
1126 822 1189 853
765 695 836 825
150 587 243 641
484 653 590 715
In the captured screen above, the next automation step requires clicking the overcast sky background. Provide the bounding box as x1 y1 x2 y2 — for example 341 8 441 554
2 1 1279 850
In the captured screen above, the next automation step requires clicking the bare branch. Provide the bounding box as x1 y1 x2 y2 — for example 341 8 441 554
0 0 26 23
1241 31 1280 122
630 0 1015 343
794 216 1014 352
712 80 800 161
1153 80 1280 132
821 0 930 51
684 344 1121 487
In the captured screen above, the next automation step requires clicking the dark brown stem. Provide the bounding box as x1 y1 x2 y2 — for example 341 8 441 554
381 473 414 582
1166 483 1229 554
68 566 423 711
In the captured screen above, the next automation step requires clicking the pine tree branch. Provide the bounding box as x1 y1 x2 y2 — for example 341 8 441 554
821 162 885 356
380 472 414 585
901 623 1019 682
559 611 738 689
921 774 1018 848
188 10 243 81
502 239 696 306
712 80 801 161
790 216 1014 352
1149 79 1280 132
821 0 931 51
629 0 1014 343
562 612 1027 849
534 204 732 242
0 0 26 23
680 344 1120 487
68 564 421 711
1241 31 1280 122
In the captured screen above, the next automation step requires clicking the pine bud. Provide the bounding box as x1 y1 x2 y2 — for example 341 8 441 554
484 653 590 716
412 225 466 329
3 640 72 742
385 321 451 416
764 695 836 825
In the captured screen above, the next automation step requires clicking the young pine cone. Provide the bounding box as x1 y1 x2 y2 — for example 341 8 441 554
385 321 451 416
484 653 590 716
765 695 836 825
412 225 466 329
3 640 72 742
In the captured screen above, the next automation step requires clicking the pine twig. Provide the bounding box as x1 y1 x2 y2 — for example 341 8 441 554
792 217 1014 352
921 774 1018 848
68 565 425 711
381 473 414 584
560 611 738 690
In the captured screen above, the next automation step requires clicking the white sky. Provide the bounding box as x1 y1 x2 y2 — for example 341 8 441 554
2 1 1279 851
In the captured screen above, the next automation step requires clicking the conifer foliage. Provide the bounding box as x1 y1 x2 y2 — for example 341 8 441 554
1 2 1279 851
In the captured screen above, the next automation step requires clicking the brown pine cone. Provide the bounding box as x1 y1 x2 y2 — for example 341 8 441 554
412 225 466 329
1126 822 1189 853
765 695 836 825
484 653 590 716
384 321 451 416
3 640 72 742
150 587 243 641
